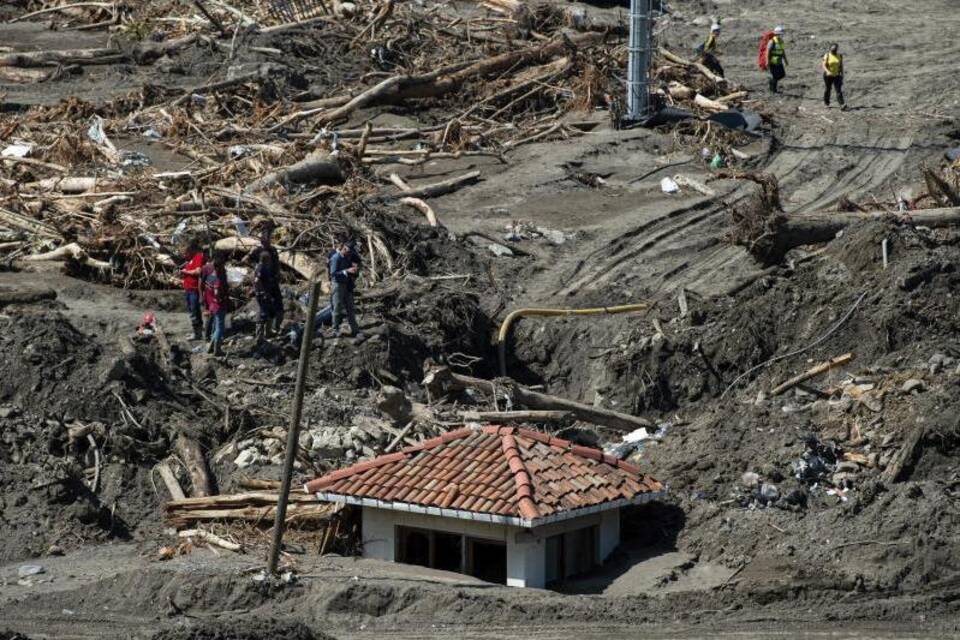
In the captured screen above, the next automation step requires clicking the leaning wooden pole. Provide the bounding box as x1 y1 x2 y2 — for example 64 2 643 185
267 279 322 575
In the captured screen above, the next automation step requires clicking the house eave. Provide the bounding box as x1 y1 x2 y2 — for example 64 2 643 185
308 487 668 529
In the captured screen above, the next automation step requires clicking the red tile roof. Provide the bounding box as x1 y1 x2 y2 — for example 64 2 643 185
303 425 663 524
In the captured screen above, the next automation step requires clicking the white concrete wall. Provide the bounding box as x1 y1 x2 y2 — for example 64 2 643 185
361 507 511 562
360 506 623 589
507 534 545 588
599 508 620 561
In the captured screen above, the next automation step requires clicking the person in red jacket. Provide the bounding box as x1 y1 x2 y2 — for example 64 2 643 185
180 238 205 340
201 251 230 356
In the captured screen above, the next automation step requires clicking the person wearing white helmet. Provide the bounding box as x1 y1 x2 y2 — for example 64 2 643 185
767 25 788 93
699 22 724 78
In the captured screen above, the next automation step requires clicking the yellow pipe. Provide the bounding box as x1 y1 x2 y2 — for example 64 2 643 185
495 303 650 376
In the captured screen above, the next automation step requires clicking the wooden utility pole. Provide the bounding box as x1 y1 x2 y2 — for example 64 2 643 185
267 279 322 574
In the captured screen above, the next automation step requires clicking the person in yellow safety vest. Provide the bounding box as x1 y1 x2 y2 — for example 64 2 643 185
700 23 724 78
822 43 846 109
767 25 787 93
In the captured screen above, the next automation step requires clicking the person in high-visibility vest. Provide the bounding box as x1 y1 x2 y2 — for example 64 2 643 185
821 43 846 109
767 25 787 93
700 23 724 78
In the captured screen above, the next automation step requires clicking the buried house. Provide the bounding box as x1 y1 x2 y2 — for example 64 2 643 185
304 425 665 588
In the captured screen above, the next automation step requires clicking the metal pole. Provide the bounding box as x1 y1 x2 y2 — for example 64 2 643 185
626 0 652 121
267 279 322 574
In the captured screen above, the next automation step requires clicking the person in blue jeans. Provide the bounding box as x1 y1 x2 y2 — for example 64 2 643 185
180 239 205 340
328 239 360 336
201 251 230 356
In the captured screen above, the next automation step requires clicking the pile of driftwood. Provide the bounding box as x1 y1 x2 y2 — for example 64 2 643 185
0 0 754 290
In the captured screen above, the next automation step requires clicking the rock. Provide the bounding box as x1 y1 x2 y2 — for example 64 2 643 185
299 432 314 451
488 243 514 257
234 448 260 468
536 227 567 245
901 378 925 393
740 471 760 488
929 353 954 369
264 439 283 457
836 461 860 474
0 406 19 419
46 545 64 557
375 384 413 424
18 565 44 578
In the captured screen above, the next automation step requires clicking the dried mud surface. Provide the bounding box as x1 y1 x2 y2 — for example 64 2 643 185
3 0 960 638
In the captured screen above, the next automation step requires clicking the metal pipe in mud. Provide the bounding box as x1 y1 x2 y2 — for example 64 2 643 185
495 303 650 377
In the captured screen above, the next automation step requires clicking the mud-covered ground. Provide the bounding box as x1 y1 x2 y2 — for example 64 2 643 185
3 0 960 638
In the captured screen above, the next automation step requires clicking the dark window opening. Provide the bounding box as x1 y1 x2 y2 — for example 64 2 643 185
398 528 431 568
468 538 507 585
395 526 506 585
433 532 463 573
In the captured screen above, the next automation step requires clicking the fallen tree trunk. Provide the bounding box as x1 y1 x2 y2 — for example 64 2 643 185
22 243 111 270
178 528 241 551
423 365 653 432
761 206 960 259
24 176 114 193
460 410 572 423
157 461 187 501
167 503 336 527
0 288 57 306
399 197 439 226
298 31 604 128
214 236 325 280
771 353 854 396
175 434 214 498
658 47 730 87
694 93 728 112
245 150 344 193
0 207 61 238
0 47 123 68
386 170 480 199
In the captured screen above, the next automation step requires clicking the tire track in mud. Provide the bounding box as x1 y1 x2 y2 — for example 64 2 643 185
554 188 756 300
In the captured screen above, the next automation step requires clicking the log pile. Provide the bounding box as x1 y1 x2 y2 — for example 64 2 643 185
0 0 754 291
164 490 342 528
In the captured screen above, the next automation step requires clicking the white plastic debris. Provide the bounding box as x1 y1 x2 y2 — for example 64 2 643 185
232 216 249 237
87 116 109 146
18 565 45 578
660 177 680 193
226 266 248 285
1 143 33 158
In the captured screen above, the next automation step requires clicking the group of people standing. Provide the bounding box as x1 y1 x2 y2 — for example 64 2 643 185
179 229 362 357
698 22 846 109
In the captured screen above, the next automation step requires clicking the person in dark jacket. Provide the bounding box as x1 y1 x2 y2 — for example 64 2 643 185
253 251 283 343
329 239 360 336
245 227 284 335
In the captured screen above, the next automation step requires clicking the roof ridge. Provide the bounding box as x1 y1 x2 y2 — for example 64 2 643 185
303 426 480 494
498 426 540 520
513 426 644 475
